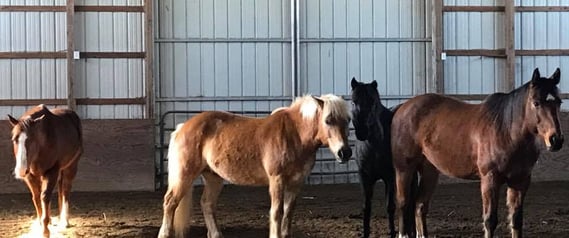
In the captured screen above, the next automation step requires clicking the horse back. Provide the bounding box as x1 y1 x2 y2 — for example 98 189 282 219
392 94 481 179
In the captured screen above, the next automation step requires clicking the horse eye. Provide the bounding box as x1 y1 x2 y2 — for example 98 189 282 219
533 101 540 107
325 117 333 125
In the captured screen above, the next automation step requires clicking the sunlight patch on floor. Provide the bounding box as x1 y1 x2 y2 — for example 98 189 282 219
18 217 68 238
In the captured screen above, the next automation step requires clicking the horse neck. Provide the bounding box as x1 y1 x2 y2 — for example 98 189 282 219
366 103 389 143
288 107 323 150
484 87 535 146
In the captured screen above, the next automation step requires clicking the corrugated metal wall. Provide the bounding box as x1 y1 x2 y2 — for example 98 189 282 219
443 0 505 95
0 0 67 117
299 0 430 109
0 0 147 119
156 0 291 122
515 0 569 94
75 0 145 119
444 0 569 103
75 0 146 119
156 0 430 184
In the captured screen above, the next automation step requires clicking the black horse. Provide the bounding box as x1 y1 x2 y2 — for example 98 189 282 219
350 78 398 238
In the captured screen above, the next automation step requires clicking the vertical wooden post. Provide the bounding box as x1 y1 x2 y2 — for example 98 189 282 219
144 0 154 119
66 0 76 110
431 0 444 93
504 0 516 91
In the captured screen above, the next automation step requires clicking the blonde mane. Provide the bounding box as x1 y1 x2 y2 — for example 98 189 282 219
288 94 350 122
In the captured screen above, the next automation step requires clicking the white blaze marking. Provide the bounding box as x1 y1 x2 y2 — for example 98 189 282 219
14 132 28 179
546 93 556 101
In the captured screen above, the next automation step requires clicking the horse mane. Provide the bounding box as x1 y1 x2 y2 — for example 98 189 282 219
289 94 350 122
11 105 54 140
481 82 529 134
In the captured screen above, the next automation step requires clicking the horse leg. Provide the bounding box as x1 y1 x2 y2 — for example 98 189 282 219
415 163 439 238
383 176 396 238
359 172 375 238
158 165 202 238
40 167 59 238
57 161 79 229
507 177 530 238
201 170 225 238
481 174 502 238
395 169 415 238
268 176 285 238
24 174 42 227
281 182 302 238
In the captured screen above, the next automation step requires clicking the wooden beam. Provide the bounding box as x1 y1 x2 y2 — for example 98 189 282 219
80 52 145 58
446 94 488 101
447 93 569 101
75 5 144 12
432 0 444 93
0 52 145 59
517 49 569 56
144 0 154 119
0 5 144 12
67 0 76 110
516 6 569 12
0 98 146 106
76 98 146 105
445 49 506 57
444 49 569 57
504 0 515 91
0 5 65 11
443 6 504 12
0 52 66 59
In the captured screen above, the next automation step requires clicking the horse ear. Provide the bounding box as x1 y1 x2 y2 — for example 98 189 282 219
312 96 325 108
550 68 560 85
7 115 18 127
531 68 541 83
371 80 378 88
350 77 358 89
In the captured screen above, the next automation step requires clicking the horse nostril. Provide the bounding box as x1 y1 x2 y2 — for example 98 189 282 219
338 147 352 159
344 148 352 159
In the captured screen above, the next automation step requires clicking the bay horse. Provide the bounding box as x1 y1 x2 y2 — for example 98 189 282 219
392 68 563 238
8 104 83 238
350 78 397 238
157 94 352 238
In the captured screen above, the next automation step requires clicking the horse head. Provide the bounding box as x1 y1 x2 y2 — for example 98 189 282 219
350 77 383 141
526 68 564 151
311 95 352 163
7 105 48 179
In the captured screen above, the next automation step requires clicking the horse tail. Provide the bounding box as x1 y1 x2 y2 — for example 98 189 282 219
168 123 194 236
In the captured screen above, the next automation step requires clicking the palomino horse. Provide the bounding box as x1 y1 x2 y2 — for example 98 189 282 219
158 94 352 238
392 68 563 238
350 78 398 238
8 104 83 238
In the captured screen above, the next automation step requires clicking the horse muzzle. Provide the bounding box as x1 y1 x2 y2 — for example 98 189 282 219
337 146 353 164
548 134 564 152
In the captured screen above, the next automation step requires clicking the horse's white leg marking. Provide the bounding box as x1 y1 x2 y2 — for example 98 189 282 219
281 184 301 237
398 233 409 238
14 132 28 179
201 172 225 238
269 177 284 238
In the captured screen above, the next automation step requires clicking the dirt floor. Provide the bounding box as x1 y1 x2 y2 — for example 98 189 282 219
1 181 568 238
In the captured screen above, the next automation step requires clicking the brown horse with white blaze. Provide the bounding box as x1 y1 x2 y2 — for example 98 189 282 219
8 104 82 238
392 68 563 238
157 95 352 238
